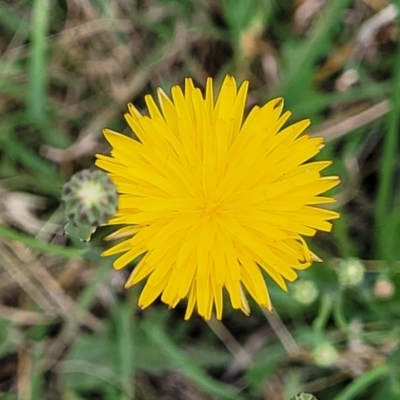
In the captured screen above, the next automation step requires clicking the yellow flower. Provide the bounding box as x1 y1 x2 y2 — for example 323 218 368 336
96 75 339 320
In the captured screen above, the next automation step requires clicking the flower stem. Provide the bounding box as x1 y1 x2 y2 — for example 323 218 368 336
313 293 333 335
333 364 388 400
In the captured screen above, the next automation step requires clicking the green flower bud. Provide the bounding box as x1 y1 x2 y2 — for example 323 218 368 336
313 342 338 367
61 169 118 241
292 280 319 305
337 258 365 288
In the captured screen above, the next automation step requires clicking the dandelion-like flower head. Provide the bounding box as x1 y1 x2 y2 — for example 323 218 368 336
96 75 339 319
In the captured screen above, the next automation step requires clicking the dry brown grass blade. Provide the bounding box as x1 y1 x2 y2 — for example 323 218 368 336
0 188 46 235
0 241 58 315
0 239 103 331
43 19 193 164
357 4 398 48
261 308 299 356
224 326 270 378
38 320 82 372
206 318 249 360
17 347 31 400
311 100 389 142
0 305 54 325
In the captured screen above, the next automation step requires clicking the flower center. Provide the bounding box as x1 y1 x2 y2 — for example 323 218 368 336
203 199 220 218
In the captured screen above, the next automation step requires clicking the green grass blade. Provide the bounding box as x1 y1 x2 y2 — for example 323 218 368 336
0 2 29 36
375 11 400 260
115 304 135 400
0 225 83 259
28 0 50 127
143 319 240 400
333 364 388 400
280 0 353 102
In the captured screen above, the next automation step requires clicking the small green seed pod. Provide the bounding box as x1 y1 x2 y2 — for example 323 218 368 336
337 258 365 288
291 280 319 305
313 342 338 367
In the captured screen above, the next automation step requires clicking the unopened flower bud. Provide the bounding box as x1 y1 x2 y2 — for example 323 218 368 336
62 169 118 241
313 342 338 367
373 277 395 300
337 258 365 288
292 280 319 305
